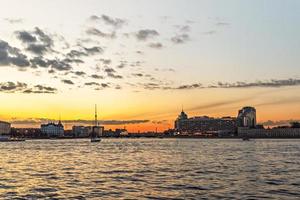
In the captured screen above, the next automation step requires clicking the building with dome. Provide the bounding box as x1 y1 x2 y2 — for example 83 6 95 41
41 120 64 137
174 110 237 135
237 106 256 128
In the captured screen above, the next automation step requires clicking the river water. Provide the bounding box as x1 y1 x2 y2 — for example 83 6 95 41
0 139 299 199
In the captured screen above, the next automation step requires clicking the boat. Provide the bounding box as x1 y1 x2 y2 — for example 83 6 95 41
91 137 101 142
91 104 102 143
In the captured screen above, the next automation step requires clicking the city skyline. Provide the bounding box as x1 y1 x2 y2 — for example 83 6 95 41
1 0 300 132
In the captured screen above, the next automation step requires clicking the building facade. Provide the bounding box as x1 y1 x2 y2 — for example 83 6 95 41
0 121 11 136
237 106 256 128
41 121 64 137
174 110 237 134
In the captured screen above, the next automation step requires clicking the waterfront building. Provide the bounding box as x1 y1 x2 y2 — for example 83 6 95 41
0 121 11 136
72 126 91 137
238 127 300 138
237 106 256 128
174 110 237 134
41 121 64 137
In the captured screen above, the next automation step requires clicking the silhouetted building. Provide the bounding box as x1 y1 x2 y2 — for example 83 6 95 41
0 121 11 136
41 121 64 137
72 126 91 137
174 110 237 134
11 128 43 138
237 106 256 128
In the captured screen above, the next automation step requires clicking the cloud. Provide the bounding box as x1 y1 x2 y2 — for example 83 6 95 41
85 82 100 86
23 85 57 94
139 79 300 91
0 82 57 94
148 42 163 49
135 29 159 41
99 58 111 65
0 40 30 68
90 15 126 28
86 28 116 39
15 31 37 43
132 73 143 77
90 74 104 79
171 34 189 44
61 79 74 85
10 118 149 126
203 30 217 35
66 50 88 58
214 79 300 88
175 83 203 90
73 71 86 76
48 59 72 71
107 73 123 79
260 120 300 127
4 18 23 24
83 46 103 55
15 27 54 56
215 22 230 26
104 67 116 73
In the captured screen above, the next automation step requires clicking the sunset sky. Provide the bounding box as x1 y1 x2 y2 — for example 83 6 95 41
0 0 300 131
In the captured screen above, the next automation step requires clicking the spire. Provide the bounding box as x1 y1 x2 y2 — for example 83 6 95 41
95 104 98 126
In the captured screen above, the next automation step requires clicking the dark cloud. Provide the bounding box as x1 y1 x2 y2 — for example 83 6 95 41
132 73 143 77
86 28 116 39
26 44 48 55
66 50 88 58
104 67 116 73
171 34 190 44
30 57 48 68
23 85 57 94
83 46 103 55
148 42 163 49
85 82 100 86
61 79 74 85
89 15 126 28
15 31 37 43
99 58 111 65
15 27 54 56
73 71 86 76
135 29 159 41
0 82 57 94
0 82 27 92
214 79 300 88
175 83 203 90
91 74 104 79
0 40 30 68
48 59 72 71
107 73 123 79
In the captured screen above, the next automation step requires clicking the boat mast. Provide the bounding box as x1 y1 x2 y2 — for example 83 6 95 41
95 104 98 126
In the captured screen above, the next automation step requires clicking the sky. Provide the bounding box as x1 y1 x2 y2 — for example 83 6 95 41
0 0 300 131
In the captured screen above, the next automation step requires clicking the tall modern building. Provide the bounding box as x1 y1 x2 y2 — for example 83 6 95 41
237 107 257 128
174 110 237 134
41 120 64 137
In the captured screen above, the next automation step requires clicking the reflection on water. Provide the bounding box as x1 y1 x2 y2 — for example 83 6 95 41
0 139 299 199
